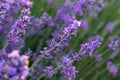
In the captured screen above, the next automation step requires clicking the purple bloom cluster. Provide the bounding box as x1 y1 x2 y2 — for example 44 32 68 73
61 56 78 80
73 0 95 16
80 20 89 30
1 9 31 54
18 0 33 8
72 35 103 61
106 61 118 76
105 22 115 33
0 0 10 23
108 36 120 51
29 12 55 36
80 40 102 56
8 8 31 43
89 1 106 18
0 0 32 35
44 66 54 78
95 54 102 62
40 20 81 59
0 50 29 80
88 35 104 42
55 0 95 25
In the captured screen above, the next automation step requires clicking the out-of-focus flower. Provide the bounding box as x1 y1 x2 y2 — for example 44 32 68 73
105 22 114 33
108 36 120 51
0 50 29 80
106 61 118 76
88 35 104 42
95 54 102 62
80 20 89 30
18 0 33 8
44 66 54 78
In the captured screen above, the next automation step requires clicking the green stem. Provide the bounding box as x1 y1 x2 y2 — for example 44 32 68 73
0 42 8 54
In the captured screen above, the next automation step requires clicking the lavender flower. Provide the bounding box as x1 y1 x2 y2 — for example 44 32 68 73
0 1 10 23
40 20 81 59
28 12 55 36
106 61 118 76
0 50 29 80
95 54 102 62
80 20 89 30
80 40 103 56
18 0 33 8
1 9 31 54
105 22 114 33
108 36 120 51
72 36 103 61
8 8 31 43
88 35 104 42
44 66 54 78
0 0 32 36
25 48 35 57
73 0 95 16
89 1 105 18
55 0 95 25
61 56 78 80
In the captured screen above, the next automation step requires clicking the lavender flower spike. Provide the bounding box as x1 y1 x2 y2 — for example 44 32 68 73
72 36 103 61
61 56 78 80
44 66 54 78
40 20 81 59
8 8 31 43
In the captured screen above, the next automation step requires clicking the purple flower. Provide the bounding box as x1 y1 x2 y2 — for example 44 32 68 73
80 20 89 30
62 56 73 67
0 50 29 80
25 48 34 57
61 56 78 79
0 1 10 23
44 66 54 78
8 8 31 43
106 61 118 76
108 36 120 51
80 39 103 56
72 36 103 61
55 0 95 25
40 20 81 59
28 12 55 36
18 0 33 8
72 53 82 61
95 54 102 62
105 22 114 33
3 39 25 54
73 0 95 16
88 35 104 42
3 8 31 54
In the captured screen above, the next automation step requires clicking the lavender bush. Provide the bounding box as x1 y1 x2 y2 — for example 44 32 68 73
0 0 120 80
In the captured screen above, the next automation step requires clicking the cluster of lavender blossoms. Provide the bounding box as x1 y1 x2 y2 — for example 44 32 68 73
106 61 118 76
0 0 119 80
108 36 120 51
0 50 29 80
2 9 31 54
